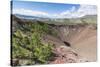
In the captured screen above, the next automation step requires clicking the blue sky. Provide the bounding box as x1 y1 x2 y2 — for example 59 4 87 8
12 1 80 14
12 1 97 18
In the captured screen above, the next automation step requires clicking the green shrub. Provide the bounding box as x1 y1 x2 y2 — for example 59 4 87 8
12 22 53 65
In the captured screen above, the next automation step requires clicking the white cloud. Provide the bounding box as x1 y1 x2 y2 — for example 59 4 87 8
77 5 97 15
13 8 50 17
13 5 97 18
60 6 76 16
59 5 97 18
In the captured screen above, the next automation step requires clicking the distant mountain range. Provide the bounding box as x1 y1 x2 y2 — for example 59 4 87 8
15 14 49 19
13 14 97 24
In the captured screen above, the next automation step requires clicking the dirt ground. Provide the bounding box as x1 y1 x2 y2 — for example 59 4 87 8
70 25 97 61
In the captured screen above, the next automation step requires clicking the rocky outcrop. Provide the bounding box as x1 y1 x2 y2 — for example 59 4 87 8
49 46 88 64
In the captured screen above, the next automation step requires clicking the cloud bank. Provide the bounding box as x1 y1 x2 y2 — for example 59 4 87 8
59 5 97 18
13 8 50 17
13 5 97 18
